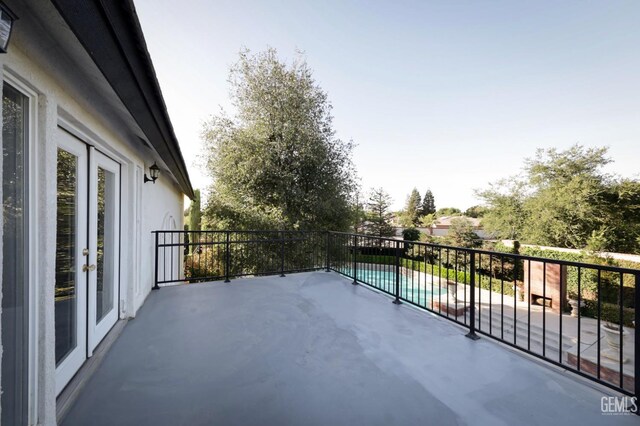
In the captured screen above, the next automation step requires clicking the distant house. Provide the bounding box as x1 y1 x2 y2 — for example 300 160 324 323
393 215 491 239
428 216 481 235
0 1 193 425
408 215 491 239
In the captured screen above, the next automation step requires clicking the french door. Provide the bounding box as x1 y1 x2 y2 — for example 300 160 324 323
55 129 120 395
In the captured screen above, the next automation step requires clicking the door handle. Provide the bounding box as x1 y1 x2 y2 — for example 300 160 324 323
83 264 96 272
82 248 90 256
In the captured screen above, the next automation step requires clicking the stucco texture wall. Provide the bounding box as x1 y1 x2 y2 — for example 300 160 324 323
138 178 185 311
0 16 186 425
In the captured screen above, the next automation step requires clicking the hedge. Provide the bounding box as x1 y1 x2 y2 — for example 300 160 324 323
355 254 516 296
355 251 636 326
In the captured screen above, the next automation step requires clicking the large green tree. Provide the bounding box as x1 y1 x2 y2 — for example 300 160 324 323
365 188 395 238
201 49 357 230
445 217 480 248
476 178 528 240
477 144 640 252
421 189 436 216
400 188 421 226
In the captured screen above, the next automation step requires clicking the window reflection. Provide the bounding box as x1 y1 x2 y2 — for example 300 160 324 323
55 149 78 365
2 83 28 426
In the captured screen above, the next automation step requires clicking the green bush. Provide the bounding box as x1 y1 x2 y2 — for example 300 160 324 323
355 254 515 296
184 246 226 280
520 247 637 307
402 227 421 241
581 300 635 328
354 247 638 321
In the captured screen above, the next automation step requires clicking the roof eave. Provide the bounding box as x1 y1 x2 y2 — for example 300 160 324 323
50 0 195 199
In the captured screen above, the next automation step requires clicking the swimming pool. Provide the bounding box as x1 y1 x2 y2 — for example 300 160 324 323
338 267 450 306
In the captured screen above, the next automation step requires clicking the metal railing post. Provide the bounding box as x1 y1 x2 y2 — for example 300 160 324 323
393 240 401 304
280 231 286 277
325 231 331 272
352 234 358 285
152 231 160 290
224 231 231 283
634 273 640 406
465 250 480 340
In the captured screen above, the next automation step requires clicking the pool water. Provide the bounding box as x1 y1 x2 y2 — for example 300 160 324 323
339 267 450 306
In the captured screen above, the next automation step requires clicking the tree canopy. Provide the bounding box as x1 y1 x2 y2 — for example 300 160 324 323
464 205 488 218
445 217 480 248
399 188 421 226
402 227 421 241
201 49 357 230
365 188 395 237
421 190 436 216
477 144 640 253
436 207 461 217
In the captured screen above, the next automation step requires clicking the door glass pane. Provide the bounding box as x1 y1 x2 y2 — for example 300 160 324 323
1 83 28 426
55 149 78 365
96 167 116 322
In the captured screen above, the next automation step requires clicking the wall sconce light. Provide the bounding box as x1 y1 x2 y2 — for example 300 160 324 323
0 2 17 54
144 162 160 184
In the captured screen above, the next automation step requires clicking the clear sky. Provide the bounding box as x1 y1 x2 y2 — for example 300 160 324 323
136 0 640 211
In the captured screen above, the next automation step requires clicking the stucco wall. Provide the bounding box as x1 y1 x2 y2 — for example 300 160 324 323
138 177 185 311
0 21 186 426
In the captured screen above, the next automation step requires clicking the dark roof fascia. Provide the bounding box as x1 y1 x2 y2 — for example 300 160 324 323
50 0 195 199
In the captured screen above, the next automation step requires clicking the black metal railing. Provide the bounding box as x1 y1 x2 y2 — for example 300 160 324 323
152 230 327 286
152 229 640 399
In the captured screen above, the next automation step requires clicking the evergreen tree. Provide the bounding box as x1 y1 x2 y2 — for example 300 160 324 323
421 189 436 216
365 188 395 237
189 189 202 231
404 188 421 225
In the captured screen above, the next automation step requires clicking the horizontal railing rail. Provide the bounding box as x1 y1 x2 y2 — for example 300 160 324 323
152 230 328 287
328 231 640 274
152 229 639 401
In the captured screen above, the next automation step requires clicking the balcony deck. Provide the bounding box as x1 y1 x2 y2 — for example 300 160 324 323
62 271 635 425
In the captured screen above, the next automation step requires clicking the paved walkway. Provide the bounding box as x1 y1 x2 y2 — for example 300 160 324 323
63 272 636 425
383 266 634 391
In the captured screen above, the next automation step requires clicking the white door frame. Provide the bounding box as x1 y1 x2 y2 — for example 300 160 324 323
2 71 40 425
87 147 121 355
58 115 134 319
54 130 89 396
55 131 122 394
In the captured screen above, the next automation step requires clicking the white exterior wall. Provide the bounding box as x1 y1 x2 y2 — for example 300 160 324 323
0 28 185 426
139 177 185 310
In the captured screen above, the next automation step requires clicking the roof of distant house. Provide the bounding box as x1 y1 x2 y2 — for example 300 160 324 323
434 216 482 227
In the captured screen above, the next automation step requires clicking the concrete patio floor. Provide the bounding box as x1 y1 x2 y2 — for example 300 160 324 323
62 271 636 425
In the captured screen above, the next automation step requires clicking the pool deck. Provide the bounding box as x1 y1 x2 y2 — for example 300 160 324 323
62 271 637 425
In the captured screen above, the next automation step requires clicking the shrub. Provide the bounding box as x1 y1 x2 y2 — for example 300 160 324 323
355 253 515 296
402 227 421 241
520 247 637 306
184 246 225 280
581 300 634 328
